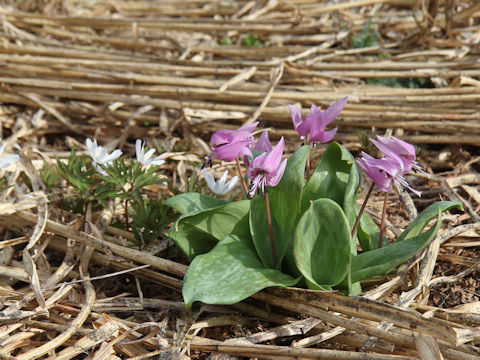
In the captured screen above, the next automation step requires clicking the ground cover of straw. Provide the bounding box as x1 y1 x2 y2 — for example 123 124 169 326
0 0 480 359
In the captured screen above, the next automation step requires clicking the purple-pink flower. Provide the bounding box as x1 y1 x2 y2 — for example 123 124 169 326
246 137 287 197
206 122 258 164
370 136 427 175
357 137 422 196
289 97 347 143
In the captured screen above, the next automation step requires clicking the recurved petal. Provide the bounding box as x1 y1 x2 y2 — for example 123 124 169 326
254 131 272 153
289 104 303 130
325 96 348 125
263 137 284 174
267 158 287 187
239 121 259 134
357 155 392 192
310 127 337 143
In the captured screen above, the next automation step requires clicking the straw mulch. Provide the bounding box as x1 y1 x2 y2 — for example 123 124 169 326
1 0 480 359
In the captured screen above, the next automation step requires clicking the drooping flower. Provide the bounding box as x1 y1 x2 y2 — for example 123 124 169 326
370 136 428 175
207 122 258 164
135 139 165 166
246 137 287 197
86 138 122 176
357 151 421 197
203 169 238 195
289 97 347 143
0 140 19 170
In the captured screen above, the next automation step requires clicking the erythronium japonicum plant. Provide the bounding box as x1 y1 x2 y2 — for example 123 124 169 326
166 99 463 307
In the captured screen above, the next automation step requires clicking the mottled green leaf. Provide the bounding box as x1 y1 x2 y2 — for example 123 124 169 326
183 234 298 306
294 198 351 289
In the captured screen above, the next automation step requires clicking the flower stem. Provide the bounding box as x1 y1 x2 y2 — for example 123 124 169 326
305 133 311 179
378 190 389 249
264 188 277 268
235 157 249 196
351 182 375 239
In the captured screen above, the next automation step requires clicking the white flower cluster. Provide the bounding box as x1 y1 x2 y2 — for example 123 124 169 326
86 138 165 175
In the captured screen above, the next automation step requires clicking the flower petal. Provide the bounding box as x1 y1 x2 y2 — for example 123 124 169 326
324 96 348 125
267 158 287 187
289 104 303 130
0 154 19 169
254 131 272 153
262 137 284 174
310 127 337 143
101 149 123 164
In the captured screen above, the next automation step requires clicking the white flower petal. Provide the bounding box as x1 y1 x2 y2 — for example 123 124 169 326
149 158 165 166
0 141 7 155
135 139 143 162
100 149 122 164
203 169 237 195
0 154 19 169
226 176 239 192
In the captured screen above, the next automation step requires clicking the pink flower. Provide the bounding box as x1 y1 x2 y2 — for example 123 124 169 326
246 137 287 197
370 136 428 175
207 122 258 164
357 152 421 197
289 97 347 143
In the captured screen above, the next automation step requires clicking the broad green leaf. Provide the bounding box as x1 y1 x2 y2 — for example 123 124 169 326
168 200 251 259
183 234 298 306
301 142 355 215
351 209 443 283
164 192 226 215
357 209 381 251
180 200 250 240
294 198 351 289
397 201 463 242
171 200 250 242
343 163 361 230
250 146 308 268
341 158 362 295
168 223 217 260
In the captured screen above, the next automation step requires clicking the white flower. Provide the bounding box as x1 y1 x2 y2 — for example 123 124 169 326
135 139 165 166
85 138 122 175
203 169 238 195
0 140 19 170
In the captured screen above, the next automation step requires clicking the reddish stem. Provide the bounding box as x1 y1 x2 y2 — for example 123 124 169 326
378 190 389 249
236 157 249 196
351 182 375 239
264 189 277 268
305 133 311 179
